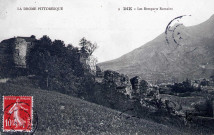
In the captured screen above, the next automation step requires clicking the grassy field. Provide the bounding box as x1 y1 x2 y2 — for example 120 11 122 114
0 83 188 135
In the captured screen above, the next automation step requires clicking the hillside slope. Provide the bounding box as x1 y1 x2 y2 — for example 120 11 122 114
0 83 185 135
99 15 214 83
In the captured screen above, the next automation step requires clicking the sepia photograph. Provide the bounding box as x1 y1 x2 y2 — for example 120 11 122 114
0 0 214 134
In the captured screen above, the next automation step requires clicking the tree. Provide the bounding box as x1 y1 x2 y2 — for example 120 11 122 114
67 44 74 50
26 35 99 99
30 35 36 39
27 35 52 75
170 78 195 93
79 37 97 56
210 75 214 82
51 40 65 57
39 35 52 48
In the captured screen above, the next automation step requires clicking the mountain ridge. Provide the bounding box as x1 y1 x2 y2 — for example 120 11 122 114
98 15 214 83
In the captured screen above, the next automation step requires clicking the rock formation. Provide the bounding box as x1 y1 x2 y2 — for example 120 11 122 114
103 70 132 96
130 76 149 97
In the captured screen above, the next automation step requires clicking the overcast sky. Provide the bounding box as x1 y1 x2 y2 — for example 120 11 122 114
0 0 213 62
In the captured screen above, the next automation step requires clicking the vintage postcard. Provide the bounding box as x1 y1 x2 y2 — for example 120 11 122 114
0 0 214 134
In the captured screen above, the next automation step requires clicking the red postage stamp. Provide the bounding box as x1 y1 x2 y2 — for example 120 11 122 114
3 96 33 132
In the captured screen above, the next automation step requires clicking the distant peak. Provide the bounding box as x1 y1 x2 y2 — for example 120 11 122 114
209 14 214 20
202 14 214 25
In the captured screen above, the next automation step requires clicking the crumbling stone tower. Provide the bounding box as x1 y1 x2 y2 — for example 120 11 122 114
13 36 36 68
0 36 36 72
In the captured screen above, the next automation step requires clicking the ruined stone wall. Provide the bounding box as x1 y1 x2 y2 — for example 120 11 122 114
86 56 97 72
80 55 97 74
0 37 36 77
103 70 132 96
13 38 28 68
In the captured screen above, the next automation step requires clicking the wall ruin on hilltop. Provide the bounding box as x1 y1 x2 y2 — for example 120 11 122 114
0 36 36 70
80 53 97 74
13 38 28 68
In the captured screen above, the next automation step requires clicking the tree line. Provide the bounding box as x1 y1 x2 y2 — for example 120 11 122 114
27 35 97 97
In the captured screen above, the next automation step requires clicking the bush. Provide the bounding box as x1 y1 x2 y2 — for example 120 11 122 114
170 79 196 93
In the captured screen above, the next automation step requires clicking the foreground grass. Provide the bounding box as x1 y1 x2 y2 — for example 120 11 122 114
0 83 187 135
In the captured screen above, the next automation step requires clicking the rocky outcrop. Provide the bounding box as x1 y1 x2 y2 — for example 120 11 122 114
103 70 132 95
130 76 141 91
130 76 149 96
101 71 149 98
